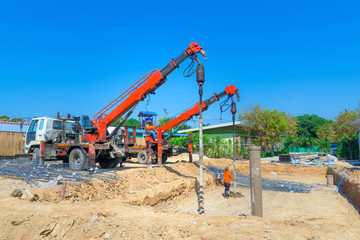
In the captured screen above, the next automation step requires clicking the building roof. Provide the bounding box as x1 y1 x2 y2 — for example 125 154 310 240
351 118 360 127
178 121 244 133
0 121 29 133
132 128 187 137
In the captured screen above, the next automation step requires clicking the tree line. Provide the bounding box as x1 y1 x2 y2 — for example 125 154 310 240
0 115 23 122
238 103 360 159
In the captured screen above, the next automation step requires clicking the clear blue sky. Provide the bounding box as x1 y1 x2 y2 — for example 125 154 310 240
1 0 359 127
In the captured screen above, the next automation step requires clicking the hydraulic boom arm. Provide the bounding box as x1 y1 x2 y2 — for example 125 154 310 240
92 42 207 141
155 85 240 137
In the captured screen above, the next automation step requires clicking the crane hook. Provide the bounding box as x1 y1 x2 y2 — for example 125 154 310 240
236 92 240 102
200 49 208 60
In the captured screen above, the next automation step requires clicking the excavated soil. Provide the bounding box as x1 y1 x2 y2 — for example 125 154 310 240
328 164 360 210
11 162 217 205
203 157 329 184
0 157 360 239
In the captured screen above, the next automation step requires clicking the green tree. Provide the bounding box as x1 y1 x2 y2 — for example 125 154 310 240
169 136 188 147
281 135 297 154
158 116 174 126
261 109 296 152
316 122 336 143
337 134 359 160
296 114 331 139
297 136 317 148
239 103 297 152
158 116 191 131
9 117 23 122
112 118 140 127
317 137 331 153
333 108 360 142
169 132 194 148
238 103 264 145
0 115 10 121
125 118 140 127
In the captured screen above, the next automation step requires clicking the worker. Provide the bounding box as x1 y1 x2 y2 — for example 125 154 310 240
223 166 234 198
146 120 157 140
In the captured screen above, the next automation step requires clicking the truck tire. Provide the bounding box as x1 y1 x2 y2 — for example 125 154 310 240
69 148 85 170
157 154 168 164
137 151 147 164
32 147 40 161
99 157 117 169
112 157 125 168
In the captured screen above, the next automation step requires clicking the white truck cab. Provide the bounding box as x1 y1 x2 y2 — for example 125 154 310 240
24 117 75 154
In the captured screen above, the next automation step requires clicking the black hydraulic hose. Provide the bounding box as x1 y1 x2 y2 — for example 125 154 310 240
107 102 139 140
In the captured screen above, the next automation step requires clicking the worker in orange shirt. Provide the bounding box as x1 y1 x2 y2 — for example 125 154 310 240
146 120 157 140
223 166 234 198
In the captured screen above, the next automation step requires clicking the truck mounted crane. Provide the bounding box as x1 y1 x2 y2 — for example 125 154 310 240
24 42 207 169
142 85 240 164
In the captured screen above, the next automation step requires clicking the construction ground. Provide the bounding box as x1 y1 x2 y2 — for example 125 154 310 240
0 155 360 240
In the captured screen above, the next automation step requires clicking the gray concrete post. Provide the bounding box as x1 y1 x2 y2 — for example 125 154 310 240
326 175 334 186
249 146 263 217
146 140 152 168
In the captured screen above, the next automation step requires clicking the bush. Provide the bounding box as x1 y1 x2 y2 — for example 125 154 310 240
317 138 331 153
261 152 266 158
240 144 249 159
337 134 359 160
265 152 274 157
169 136 188 147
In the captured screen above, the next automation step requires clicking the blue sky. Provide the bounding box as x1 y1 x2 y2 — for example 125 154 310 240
0 0 359 127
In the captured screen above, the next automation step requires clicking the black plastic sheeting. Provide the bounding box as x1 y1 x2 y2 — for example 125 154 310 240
0 159 119 187
206 165 324 193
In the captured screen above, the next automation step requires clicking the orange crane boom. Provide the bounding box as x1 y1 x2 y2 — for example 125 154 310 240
145 85 240 163
90 42 207 142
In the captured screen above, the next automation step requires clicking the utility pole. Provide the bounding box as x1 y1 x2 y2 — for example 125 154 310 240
196 62 205 215
231 97 237 193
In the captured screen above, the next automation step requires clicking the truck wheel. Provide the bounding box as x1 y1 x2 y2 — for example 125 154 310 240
162 154 168 163
69 148 85 170
32 148 40 161
155 154 168 164
111 157 123 168
137 151 147 164
99 157 116 169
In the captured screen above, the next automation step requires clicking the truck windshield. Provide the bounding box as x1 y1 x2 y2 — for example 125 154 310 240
28 120 39 133
53 120 62 130
66 122 74 130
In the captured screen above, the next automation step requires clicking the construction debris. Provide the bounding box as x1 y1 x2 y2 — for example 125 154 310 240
229 192 244 198
10 189 22 197
0 160 119 187
20 189 39 201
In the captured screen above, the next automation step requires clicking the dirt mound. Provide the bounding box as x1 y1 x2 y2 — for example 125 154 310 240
120 162 217 206
15 162 217 206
